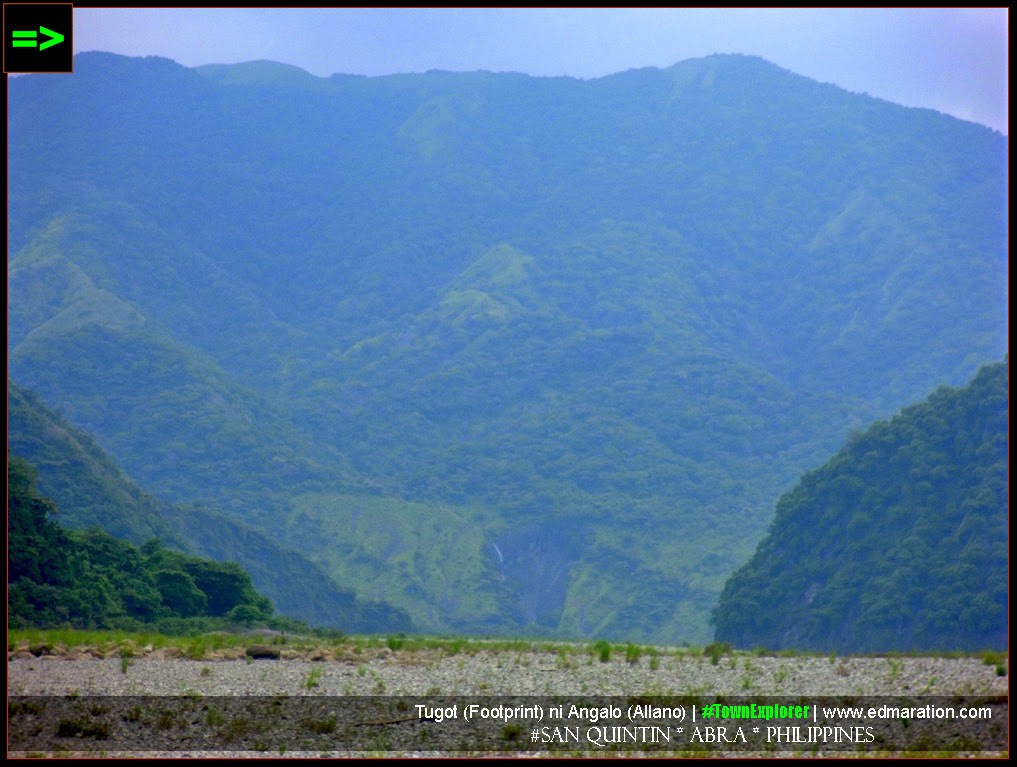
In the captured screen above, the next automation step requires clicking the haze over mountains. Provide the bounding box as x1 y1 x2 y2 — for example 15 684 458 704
8 52 1007 644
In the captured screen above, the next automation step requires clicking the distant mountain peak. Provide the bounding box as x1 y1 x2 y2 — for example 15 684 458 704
193 59 336 91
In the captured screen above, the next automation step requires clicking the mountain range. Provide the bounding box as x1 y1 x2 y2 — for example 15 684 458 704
8 52 1007 643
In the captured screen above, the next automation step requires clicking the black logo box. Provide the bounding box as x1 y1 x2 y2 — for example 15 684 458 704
4 3 73 74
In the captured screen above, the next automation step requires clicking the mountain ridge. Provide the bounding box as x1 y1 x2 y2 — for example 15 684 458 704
9 51 1006 643
714 360 1008 652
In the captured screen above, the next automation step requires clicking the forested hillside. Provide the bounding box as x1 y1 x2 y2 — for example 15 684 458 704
9 453 272 629
8 52 1007 643
7 382 412 634
713 361 1008 653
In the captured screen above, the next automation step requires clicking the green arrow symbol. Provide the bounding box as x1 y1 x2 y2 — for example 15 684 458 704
10 26 63 50
39 26 64 51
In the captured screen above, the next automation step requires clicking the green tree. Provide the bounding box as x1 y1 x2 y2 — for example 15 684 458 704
153 569 207 617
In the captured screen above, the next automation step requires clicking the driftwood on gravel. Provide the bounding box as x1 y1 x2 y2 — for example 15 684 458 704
244 645 282 660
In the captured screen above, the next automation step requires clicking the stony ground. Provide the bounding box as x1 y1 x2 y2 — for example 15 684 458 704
7 644 1009 757
7 648 1009 697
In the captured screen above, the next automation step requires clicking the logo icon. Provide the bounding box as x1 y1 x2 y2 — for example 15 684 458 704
4 4 73 74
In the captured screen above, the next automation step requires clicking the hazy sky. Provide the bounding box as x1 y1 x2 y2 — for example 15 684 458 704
74 7 1007 134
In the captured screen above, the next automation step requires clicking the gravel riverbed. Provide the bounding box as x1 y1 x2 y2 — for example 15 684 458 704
8 650 1008 697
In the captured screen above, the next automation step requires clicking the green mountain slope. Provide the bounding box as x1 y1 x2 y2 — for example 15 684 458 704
7 382 412 633
8 52 1007 643
713 361 1008 653
9 382 183 548
8 213 363 519
9 454 273 629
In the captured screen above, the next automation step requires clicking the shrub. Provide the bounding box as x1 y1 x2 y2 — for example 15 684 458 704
624 643 642 664
226 604 264 625
703 642 732 666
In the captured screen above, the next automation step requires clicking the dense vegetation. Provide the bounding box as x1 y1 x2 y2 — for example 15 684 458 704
8 52 1007 643
9 454 273 630
713 361 1008 653
7 382 413 633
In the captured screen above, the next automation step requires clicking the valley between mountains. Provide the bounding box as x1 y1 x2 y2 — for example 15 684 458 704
8 52 1007 646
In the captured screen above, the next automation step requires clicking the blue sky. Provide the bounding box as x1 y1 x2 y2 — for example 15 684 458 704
74 7 1007 134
